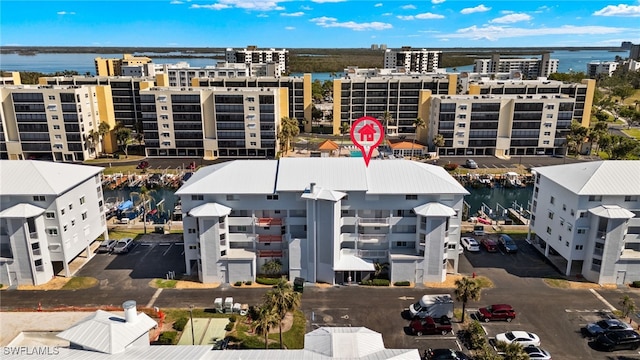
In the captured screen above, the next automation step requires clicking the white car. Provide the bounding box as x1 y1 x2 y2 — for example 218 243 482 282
460 237 480 252
495 331 541 347
112 238 134 254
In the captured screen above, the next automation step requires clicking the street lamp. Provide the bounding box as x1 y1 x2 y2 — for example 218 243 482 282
189 305 195 345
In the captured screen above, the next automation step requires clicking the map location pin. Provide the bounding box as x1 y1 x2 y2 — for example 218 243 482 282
349 116 384 167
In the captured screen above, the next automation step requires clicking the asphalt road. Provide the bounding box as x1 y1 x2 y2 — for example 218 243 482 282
3 237 640 359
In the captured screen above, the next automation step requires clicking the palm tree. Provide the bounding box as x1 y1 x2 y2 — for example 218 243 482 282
86 129 98 157
137 185 155 234
433 134 445 154
264 277 302 349
495 341 528 360
381 111 393 139
98 121 111 155
278 117 300 155
454 277 481 322
252 304 280 349
339 122 350 157
411 117 426 159
373 262 389 279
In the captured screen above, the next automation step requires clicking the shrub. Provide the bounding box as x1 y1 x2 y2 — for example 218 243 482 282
394 281 411 287
234 281 243 286
256 277 281 285
444 163 459 171
372 279 390 286
632 281 640 288
156 331 177 345
229 315 237 323
225 322 234 331
244 280 252 285
172 317 188 332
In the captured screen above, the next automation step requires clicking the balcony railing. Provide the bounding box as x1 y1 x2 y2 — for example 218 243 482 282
35 265 44 272
258 234 282 242
256 218 284 226
358 218 389 226
597 231 607 240
29 232 38 239
259 250 283 258
593 247 603 256
32 248 41 256
358 235 387 243
357 249 388 258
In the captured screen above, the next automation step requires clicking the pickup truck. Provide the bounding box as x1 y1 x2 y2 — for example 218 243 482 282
409 316 452 336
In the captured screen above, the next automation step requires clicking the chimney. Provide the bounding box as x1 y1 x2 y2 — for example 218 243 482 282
310 182 316 193
123 300 138 323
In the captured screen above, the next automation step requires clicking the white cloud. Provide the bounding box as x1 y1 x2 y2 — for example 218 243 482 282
281 12 304 16
438 24 630 41
191 1 284 11
432 0 445 4
57 11 76 15
534 5 552 13
402 4 416 10
300 5 312 10
311 0 346 3
593 4 640 17
170 0 183 4
374 3 383 7
285 26 295 30
257 13 268 17
310 17 393 31
397 12 445 20
460 4 490 14
382 12 393 16
489 13 532 23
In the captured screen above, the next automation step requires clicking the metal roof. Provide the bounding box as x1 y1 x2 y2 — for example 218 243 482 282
189 203 232 217
588 205 635 219
413 202 457 217
176 160 278 195
0 160 103 196
0 203 45 219
176 158 468 196
532 161 640 195
334 255 375 271
56 310 157 354
301 186 347 202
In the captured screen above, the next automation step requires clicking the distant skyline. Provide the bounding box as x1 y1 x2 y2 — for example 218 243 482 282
1 1 639 48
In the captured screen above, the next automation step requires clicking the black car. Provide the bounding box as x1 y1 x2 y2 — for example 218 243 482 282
498 234 518 253
424 348 472 360
595 329 640 351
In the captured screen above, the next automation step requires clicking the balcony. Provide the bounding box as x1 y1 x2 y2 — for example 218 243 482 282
29 232 38 239
228 233 255 242
258 234 282 242
259 250 283 258
357 249 388 259
358 235 387 244
358 218 389 227
256 218 284 226
597 230 607 240
227 217 254 226
32 248 42 256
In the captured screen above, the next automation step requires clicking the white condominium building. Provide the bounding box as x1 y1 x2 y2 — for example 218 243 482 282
225 46 289 76
175 158 469 285
383 47 442 73
0 160 108 286
587 61 619 78
473 53 559 78
529 161 640 285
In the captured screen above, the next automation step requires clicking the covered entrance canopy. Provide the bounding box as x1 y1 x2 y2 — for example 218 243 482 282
334 255 375 271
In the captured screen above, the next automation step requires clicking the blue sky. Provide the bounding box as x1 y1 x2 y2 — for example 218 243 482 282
1 1 639 48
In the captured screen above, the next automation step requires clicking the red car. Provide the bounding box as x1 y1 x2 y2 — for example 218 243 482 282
409 316 452 336
481 238 498 252
476 304 516 322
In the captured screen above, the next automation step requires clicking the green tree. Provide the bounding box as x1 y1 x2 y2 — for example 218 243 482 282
566 121 589 155
373 262 389 279
454 277 481 322
339 122 350 156
98 121 111 155
252 304 280 349
496 341 528 360
612 84 635 102
85 129 98 157
411 117 426 159
380 111 393 140
433 134 445 153
466 320 488 350
261 259 283 276
115 126 132 158
264 278 302 349
620 295 637 321
278 117 300 155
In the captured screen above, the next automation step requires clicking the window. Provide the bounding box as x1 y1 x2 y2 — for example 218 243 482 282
162 124 169 128
562 204 566 211
250 133 257 138
588 195 602 202
565 241 569 247
577 228 587 234
161 106 168 111
188 228 197 233
61 208 65 215
625 196 638 202
69 203 73 210
546 227 552 234
226 194 239 201
267 195 279 200
548 211 554 220
45 212 56 219
543 140 550 145
79 196 85 205
550 196 555 204
250 142 257 146
546 104 555 110
567 223 573 232
81 212 88 221
63 225 68 232
559 217 564 226
406 195 417 200
558 235 562 242
457 122 466 127
191 195 204 201
33 196 45 202
35 259 44 271
395 241 408 247
47 228 59 236
48 95 55 100
579 211 588 218
52 115 59 120
591 258 602 271
570 209 575 216
575 245 583 250
546 114 553 118
71 219 76 227
54 134 62 140
53 125 60 130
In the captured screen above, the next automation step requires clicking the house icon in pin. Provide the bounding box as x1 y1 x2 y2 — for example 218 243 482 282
358 123 376 142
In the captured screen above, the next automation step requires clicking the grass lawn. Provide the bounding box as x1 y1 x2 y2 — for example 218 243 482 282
622 128 640 140
97 229 146 241
152 279 178 288
61 277 98 290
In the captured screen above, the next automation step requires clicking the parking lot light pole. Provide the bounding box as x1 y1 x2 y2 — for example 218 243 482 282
189 305 195 345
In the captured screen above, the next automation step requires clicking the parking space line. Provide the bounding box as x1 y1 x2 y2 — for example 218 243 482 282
146 288 163 308
589 289 617 311
162 243 174 256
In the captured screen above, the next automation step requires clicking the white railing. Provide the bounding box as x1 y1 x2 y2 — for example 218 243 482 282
358 249 388 258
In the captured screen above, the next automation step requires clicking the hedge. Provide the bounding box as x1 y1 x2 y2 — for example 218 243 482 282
256 277 281 285
156 331 177 345
632 281 640 288
361 279 390 286
444 163 459 171
172 317 188 332
234 281 243 286
394 281 411 287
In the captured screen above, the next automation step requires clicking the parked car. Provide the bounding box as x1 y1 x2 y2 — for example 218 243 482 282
472 225 485 236
495 331 541 347
465 159 478 169
424 348 472 360
585 319 633 337
476 304 516 322
112 238 134 254
480 238 498 252
409 316 452 336
498 234 518 253
97 239 117 253
523 345 552 359
460 237 480 252
595 329 640 351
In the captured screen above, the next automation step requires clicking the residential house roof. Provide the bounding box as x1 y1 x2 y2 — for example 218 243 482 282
176 160 278 195
318 140 339 151
532 161 640 195
0 160 103 196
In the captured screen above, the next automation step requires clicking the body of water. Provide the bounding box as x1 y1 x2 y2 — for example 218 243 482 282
0 49 629 76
